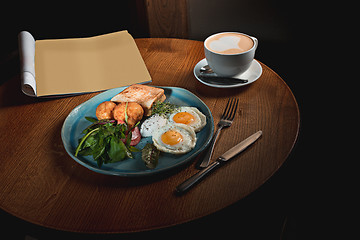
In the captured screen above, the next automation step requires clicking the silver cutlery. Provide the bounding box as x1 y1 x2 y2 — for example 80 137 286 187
176 130 262 194
199 65 248 84
200 65 214 74
199 98 239 168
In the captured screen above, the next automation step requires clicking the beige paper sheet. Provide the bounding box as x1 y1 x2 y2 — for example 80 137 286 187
35 30 151 96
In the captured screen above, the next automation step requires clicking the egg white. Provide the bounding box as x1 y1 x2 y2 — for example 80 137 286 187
152 123 196 154
140 114 168 137
168 107 206 132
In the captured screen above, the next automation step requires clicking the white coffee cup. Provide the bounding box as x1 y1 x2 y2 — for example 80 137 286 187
204 32 258 77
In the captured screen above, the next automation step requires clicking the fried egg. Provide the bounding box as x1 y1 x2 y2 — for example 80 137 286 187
168 107 206 132
152 123 196 154
140 114 168 137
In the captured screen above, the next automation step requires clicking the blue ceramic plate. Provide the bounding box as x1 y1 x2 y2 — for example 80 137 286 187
61 86 214 177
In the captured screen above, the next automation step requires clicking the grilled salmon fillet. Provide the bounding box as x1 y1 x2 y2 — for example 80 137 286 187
111 84 166 116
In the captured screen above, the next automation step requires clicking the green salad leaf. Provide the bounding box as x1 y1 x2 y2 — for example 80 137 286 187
75 118 138 168
108 136 127 162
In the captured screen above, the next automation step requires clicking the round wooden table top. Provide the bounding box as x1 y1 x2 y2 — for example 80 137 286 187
0 38 300 233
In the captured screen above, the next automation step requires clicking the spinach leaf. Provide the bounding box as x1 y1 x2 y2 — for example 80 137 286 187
76 117 148 168
108 136 126 162
92 135 106 160
75 117 138 168
75 128 99 157
85 116 98 123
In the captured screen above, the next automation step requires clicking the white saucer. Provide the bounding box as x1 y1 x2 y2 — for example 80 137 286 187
194 58 262 88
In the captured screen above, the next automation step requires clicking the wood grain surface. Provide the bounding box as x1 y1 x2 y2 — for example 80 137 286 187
145 0 188 38
0 38 299 233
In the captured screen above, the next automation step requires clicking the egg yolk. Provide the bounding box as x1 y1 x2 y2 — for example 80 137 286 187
161 130 183 145
173 112 195 125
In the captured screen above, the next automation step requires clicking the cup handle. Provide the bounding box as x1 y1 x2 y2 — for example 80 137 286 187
251 37 258 50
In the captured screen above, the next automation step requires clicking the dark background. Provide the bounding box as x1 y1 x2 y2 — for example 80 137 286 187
0 1 320 239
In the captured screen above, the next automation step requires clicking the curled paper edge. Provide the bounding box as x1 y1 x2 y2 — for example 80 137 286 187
18 31 36 97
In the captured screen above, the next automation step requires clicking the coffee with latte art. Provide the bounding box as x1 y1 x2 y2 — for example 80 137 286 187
205 32 254 54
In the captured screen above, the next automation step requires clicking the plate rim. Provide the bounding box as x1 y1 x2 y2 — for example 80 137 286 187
61 86 214 177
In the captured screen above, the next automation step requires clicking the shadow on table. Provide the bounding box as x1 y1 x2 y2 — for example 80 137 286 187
195 79 253 98
0 74 55 108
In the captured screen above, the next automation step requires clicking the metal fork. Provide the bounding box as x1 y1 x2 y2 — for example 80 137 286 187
199 98 239 168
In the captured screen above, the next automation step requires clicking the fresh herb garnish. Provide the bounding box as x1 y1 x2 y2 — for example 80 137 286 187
151 101 178 117
75 118 138 168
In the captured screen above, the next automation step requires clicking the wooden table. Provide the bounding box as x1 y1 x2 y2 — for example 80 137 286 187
0 38 300 233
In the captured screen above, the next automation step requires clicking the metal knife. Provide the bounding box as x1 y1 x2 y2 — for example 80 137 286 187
175 130 262 194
